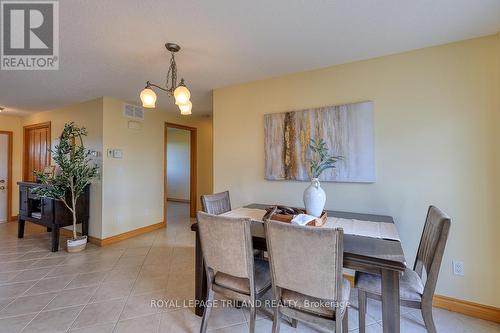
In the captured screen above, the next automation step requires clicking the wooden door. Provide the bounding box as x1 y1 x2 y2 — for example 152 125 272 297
23 122 51 182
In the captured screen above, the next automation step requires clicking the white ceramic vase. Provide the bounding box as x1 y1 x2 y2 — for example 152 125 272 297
303 178 326 217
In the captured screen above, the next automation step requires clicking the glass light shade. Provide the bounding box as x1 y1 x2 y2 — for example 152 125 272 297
178 101 192 115
174 85 191 105
140 88 157 108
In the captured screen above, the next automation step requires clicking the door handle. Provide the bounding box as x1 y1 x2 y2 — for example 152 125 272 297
0 186 5 190
0 179 4 183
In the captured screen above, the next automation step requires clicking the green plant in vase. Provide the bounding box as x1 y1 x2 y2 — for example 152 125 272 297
304 138 342 217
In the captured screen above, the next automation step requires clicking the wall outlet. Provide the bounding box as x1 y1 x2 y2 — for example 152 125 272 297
453 260 464 276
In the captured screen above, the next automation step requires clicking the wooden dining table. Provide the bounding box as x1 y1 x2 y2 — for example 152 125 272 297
190 204 407 333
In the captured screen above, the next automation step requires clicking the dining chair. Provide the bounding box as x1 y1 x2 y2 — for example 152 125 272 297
200 191 231 215
197 211 272 333
265 219 350 333
355 205 451 333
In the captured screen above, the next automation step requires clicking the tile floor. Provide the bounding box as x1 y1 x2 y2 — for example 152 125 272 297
0 202 498 333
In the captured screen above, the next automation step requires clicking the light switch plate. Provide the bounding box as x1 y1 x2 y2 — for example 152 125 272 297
112 149 123 159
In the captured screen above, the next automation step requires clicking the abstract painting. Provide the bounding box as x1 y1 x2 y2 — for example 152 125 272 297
264 101 375 182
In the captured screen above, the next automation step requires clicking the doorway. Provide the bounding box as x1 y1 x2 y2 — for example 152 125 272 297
164 123 197 223
0 131 13 223
23 122 51 182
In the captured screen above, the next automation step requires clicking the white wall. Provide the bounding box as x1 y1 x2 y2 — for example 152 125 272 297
213 35 500 307
167 127 191 201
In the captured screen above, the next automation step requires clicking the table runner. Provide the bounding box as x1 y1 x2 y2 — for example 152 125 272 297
221 207 400 241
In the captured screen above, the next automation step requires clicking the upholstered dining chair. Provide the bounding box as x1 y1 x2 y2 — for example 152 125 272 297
197 211 272 333
200 191 231 215
265 220 350 333
355 206 451 333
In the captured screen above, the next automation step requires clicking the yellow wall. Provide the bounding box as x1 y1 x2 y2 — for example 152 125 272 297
101 97 212 238
23 99 104 238
0 114 23 218
213 35 500 307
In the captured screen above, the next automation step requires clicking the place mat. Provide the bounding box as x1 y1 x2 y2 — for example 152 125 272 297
221 207 400 241
325 217 400 241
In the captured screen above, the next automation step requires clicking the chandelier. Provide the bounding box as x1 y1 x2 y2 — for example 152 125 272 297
139 43 192 115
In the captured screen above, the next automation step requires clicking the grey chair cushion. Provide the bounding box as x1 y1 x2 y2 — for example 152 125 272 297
355 268 424 301
281 278 351 318
214 259 271 295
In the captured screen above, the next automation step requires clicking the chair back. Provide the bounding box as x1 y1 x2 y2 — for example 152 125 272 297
413 206 451 296
265 220 344 301
201 191 231 215
197 211 253 279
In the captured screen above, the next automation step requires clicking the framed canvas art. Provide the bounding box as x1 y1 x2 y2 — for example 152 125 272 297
264 101 375 182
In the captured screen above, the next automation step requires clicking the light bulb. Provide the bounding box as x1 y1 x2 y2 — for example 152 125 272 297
178 101 192 115
140 88 157 108
174 85 191 105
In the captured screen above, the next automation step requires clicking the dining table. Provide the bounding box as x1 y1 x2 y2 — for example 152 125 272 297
190 203 407 333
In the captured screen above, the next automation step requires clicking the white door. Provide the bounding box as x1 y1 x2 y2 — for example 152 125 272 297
0 134 8 223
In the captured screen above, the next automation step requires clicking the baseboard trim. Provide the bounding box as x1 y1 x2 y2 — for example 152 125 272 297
432 295 500 323
167 198 190 203
344 274 499 323
59 221 166 247
8 215 18 222
100 221 166 246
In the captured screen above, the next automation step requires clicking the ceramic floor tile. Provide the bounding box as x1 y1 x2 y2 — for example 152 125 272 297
114 313 161 333
23 305 84 333
0 292 57 318
0 313 37 333
0 281 35 299
68 323 115 333
10 267 52 282
131 276 168 295
65 271 108 289
159 308 202 333
45 286 98 310
72 299 126 329
208 322 249 333
91 279 135 302
119 291 164 320
0 271 20 284
23 275 74 296
206 304 247 331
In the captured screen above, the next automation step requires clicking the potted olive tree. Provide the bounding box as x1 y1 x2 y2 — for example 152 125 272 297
34 122 98 252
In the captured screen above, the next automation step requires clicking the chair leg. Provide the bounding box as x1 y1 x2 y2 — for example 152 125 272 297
335 314 342 332
290 318 298 328
342 306 348 333
249 304 256 333
199 288 214 333
358 289 367 333
421 299 437 333
272 307 281 333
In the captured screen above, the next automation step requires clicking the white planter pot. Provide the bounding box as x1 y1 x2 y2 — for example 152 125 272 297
303 178 326 217
67 235 87 253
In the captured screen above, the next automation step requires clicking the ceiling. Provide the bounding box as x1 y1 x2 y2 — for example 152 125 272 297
0 0 499 116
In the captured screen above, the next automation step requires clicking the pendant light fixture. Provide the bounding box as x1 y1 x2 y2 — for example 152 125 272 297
139 43 192 115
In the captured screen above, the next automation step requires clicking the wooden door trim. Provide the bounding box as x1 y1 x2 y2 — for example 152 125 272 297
22 122 51 181
0 131 13 222
164 122 197 223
